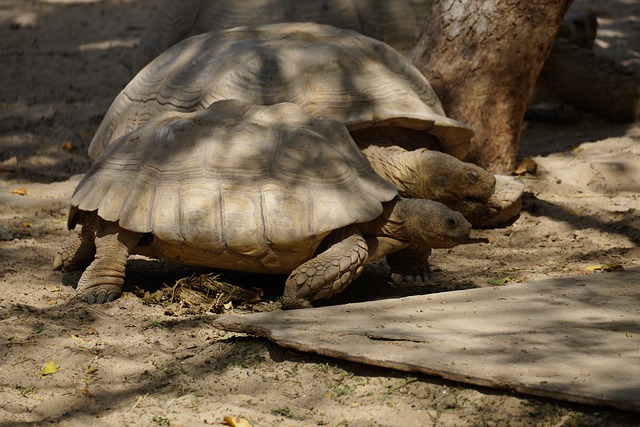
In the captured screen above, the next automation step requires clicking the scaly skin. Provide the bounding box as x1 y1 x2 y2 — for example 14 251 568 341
52 213 97 272
364 198 471 286
361 145 496 221
75 219 141 304
282 226 368 309
386 242 433 285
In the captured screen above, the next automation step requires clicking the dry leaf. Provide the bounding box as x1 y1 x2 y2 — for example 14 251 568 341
513 158 537 176
86 327 96 335
41 360 58 376
61 141 76 151
586 264 624 272
487 277 510 286
223 416 252 427
81 386 95 398
86 366 98 374
11 187 28 196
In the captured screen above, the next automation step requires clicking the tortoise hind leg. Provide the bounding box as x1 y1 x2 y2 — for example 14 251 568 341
53 214 98 271
76 220 141 304
282 227 368 310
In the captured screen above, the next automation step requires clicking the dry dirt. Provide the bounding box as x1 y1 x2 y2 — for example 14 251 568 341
1 1 639 426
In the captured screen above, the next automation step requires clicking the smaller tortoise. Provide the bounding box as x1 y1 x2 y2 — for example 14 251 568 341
55 100 471 309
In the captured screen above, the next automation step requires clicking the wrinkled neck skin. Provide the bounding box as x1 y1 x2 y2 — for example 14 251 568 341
358 198 411 241
362 145 497 221
362 145 435 200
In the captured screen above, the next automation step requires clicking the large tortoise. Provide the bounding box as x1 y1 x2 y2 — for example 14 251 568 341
133 1 639 123
56 100 471 309
90 23 500 223
133 0 433 72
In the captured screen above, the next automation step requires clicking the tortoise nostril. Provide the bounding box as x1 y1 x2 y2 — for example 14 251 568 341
467 171 479 182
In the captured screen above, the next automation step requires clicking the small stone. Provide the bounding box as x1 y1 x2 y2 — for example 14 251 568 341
0 226 13 241
10 12 38 30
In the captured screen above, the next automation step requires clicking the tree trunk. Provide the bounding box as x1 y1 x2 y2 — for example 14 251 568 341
411 0 572 173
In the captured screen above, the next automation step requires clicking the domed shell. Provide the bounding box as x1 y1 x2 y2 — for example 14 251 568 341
90 22 472 161
134 0 433 71
73 100 398 271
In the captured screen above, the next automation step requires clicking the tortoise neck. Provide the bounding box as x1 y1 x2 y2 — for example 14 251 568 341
358 198 409 240
361 145 427 198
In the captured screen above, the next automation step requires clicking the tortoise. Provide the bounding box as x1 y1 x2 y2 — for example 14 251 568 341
55 99 472 309
133 0 433 72
133 1 639 123
90 23 499 223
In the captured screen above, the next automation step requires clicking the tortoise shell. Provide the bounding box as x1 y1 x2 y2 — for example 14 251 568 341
73 99 398 273
134 0 433 70
89 23 472 161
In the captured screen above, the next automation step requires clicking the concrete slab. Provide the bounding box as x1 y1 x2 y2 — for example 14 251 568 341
214 268 640 411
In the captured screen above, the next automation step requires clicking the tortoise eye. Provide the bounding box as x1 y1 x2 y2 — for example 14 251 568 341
467 171 479 182
446 217 457 228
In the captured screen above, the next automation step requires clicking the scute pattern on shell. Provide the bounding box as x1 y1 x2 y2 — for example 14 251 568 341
72 100 398 257
89 23 472 160
134 0 433 71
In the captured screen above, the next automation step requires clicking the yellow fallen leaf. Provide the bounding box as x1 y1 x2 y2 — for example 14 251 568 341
86 366 98 374
223 416 251 427
81 386 95 398
512 158 537 176
586 264 624 272
11 187 28 196
41 360 58 376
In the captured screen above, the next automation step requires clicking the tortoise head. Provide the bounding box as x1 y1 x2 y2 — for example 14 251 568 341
390 198 472 249
411 149 496 214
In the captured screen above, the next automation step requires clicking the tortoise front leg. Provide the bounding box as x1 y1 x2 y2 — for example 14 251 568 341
386 243 432 286
76 220 141 304
282 227 368 310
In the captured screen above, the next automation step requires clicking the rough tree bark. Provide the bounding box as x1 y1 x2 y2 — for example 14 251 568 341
411 0 573 173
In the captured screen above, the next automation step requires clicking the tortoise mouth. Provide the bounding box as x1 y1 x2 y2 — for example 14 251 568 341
426 229 472 248
439 188 493 205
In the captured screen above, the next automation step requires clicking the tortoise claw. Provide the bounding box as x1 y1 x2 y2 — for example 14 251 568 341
281 297 313 310
78 289 121 304
390 268 429 286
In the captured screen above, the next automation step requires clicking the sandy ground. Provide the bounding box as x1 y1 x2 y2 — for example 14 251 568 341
1 0 639 426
